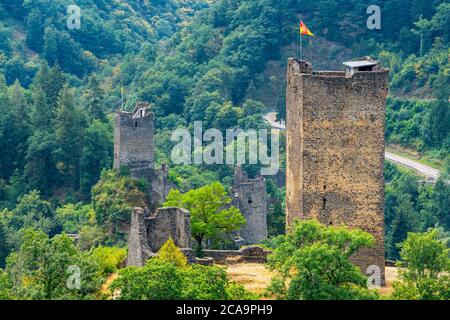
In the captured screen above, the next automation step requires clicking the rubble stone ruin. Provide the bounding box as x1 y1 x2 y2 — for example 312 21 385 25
285 58 389 282
232 166 268 245
114 102 171 211
127 207 192 267
114 103 191 266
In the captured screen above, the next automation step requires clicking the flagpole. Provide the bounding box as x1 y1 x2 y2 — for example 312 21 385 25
300 31 303 61
121 76 124 111
299 19 313 62
299 15 302 61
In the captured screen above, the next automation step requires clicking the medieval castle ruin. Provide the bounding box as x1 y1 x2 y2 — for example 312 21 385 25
114 103 268 266
114 103 192 266
117 57 388 277
114 103 171 212
286 58 389 281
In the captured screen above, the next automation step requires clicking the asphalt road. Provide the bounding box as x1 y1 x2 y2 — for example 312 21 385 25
385 151 440 182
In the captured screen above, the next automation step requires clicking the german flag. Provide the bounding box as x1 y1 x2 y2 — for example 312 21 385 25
300 20 314 36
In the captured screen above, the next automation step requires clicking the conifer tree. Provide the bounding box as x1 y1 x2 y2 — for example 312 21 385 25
0 81 30 179
84 75 107 123
55 85 87 191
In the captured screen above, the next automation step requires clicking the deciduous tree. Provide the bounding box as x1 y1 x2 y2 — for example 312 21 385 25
392 229 450 300
164 182 246 254
267 220 378 300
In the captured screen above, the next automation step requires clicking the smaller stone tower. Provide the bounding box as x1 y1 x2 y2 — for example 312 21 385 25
115 102 190 267
114 102 172 211
232 166 268 244
114 102 155 179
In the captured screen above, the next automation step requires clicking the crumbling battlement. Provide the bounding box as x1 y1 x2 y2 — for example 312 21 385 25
286 58 389 282
232 166 268 245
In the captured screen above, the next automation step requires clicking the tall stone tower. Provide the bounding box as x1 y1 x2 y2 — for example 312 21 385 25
232 166 268 244
286 58 389 280
114 102 171 211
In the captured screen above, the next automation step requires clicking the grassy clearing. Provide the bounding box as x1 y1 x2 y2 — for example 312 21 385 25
224 262 399 299
225 263 276 297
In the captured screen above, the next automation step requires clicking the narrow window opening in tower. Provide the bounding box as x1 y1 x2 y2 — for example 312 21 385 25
248 196 253 205
322 197 326 210
135 121 138 128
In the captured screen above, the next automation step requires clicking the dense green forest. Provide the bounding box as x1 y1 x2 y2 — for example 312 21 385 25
0 0 449 300
384 161 450 260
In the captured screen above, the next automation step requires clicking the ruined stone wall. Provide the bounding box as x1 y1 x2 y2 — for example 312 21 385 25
127 207 154 267
203 246 272 264
127 207 192 266
117 104 189 266
232 166 268 244
148 164 173 211
133 164 173 212
286 58 388 280
146 207 192 252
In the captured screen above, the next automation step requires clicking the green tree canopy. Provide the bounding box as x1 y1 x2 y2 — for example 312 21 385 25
111 250 256 300
163 182 246 253
4 228 103 300
267 219 378 300
0 190 57 250
91 170 147 244
392 229 450 300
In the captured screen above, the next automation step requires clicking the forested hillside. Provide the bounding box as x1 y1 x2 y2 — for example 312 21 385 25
0 0 208 83
0 0 449 300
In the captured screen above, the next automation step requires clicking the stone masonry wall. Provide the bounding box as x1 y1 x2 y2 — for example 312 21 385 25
127 207 154 267
114 103 155 179
117 103 189 266
203 246 272 264
146 207 192 252
232 166 268 244
286 58 389 281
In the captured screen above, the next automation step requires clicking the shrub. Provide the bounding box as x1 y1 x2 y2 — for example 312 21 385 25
156 238 188 268
111 259 183 300
0 269 13 300
111 257 256 300
91 246 127 276
181 264 229 300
